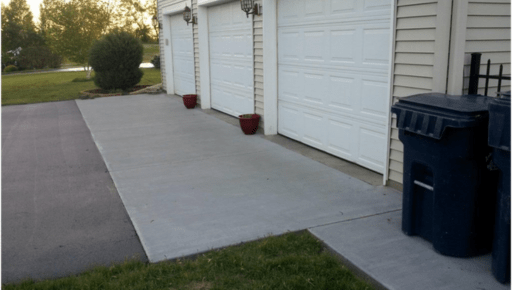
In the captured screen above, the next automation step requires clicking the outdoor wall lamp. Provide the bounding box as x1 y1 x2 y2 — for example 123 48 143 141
152 16 161 29
240 0 261 18
183 6 197 26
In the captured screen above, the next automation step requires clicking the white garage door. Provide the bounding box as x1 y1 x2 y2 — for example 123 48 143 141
277 0 392 173
170 14 195 96
208 1 254 117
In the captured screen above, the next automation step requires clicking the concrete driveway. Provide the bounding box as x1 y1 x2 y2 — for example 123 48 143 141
76 94 508 290
2 101 147 284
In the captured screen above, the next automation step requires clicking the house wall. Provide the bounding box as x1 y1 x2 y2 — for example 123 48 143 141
387 0 511 187
462 0 511 96
192 0 201 104
386 0 452 187
254 0 264 128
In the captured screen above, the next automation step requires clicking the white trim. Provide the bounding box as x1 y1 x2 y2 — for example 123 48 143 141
262 0 277 135
162 14 175 95
198 5 211 108
447 0 469 95
384 1 398 186
162 0 192 16
432 0 453 93
198 0 235 7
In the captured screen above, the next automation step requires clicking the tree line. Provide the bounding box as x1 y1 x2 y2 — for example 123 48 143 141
1 0 158 71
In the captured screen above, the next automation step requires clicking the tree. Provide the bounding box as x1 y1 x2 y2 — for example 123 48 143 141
40 0 109 69
1 0 44 53
115 0 157 42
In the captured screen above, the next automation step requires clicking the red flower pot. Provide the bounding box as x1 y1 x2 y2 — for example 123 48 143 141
239 114 260 135
183 94 197 109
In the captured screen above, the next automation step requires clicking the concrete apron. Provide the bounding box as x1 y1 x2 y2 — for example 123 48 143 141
76 94 507 290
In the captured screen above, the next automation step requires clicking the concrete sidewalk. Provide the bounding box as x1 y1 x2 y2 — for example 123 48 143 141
76 94 508 290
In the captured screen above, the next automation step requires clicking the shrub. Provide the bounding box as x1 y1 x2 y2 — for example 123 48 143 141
151 55 161 69
1 51 16 71
72 77 94 82
89 31 144 90
4 65 18 72
17 46 63 70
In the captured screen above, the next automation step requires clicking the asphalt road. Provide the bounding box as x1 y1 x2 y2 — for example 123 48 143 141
2 101 147 284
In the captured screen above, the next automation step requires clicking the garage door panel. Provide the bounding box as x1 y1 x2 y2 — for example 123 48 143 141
364 0 391 11
303 72 328 106
279 1 391 28
211 61 252 90
328 75 355 111
170 14 195 96
208 0 253 117
211 85 254 116
278 0 391 174
332 0 357 13
327 118 355 158
330 29 357 64
302 112 326 147
360 78 388 120
279 32 302 61
358 126 386 172
362 28 391 66
278 104 301 139
279 26 388 71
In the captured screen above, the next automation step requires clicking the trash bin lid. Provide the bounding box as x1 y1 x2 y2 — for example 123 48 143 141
391 93 490 140
488 93 510 151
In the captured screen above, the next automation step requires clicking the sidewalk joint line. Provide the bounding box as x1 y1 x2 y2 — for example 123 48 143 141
308 208 402 230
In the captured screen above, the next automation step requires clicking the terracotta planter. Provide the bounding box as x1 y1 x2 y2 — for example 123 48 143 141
238 114 260 135
183 94 197 109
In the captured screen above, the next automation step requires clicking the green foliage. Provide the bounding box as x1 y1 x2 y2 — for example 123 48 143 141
94 70 144 91
71 77 95 82
41 0 109 66
2 50 17 70
2 232 374 290
89 31 144 90
150 55 160 69
1 0 44 53
17 46 63 70
112 0 158 42
4 65 18 73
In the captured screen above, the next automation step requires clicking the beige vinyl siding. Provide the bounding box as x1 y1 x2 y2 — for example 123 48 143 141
387 0 442 185
254 0 264 128
192 0 200 105
463 1 511 96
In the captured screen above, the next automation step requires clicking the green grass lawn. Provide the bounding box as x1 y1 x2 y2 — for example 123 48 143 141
1 69 162 106
143 43 160 63
3 232 374 290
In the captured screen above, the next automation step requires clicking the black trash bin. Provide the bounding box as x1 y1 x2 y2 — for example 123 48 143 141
488 91 510 284
391 93 498 257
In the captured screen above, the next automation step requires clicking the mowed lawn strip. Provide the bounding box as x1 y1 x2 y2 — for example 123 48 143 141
1 69 162 106
4 232 375 290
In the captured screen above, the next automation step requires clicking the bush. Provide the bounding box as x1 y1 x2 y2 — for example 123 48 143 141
2 51 16 71
17 46 63 70
89 31 144 90
4 65 18 72
151 55 161 69
72 77 94 82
